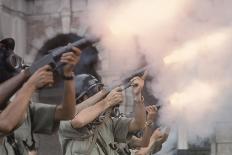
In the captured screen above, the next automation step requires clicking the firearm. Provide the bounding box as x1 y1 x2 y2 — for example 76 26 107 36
75 66 149 115
106 65 150 93
0 37 99 109
121 66 162 111
108 66 150 117
27 37 99 75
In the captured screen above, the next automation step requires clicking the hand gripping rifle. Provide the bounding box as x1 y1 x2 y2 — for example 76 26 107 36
76 65 162 116
106 65 162 117
0 37 99 109
76 66 150 116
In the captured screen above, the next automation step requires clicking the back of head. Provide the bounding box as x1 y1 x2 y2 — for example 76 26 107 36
75 74 103 103
0 38 17 83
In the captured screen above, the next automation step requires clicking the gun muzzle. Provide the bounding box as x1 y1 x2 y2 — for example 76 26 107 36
156 105 161 110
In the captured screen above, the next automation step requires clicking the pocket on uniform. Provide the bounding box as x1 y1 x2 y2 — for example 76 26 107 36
71 138 93 154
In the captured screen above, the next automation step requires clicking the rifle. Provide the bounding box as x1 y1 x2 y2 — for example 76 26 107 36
0 37 99 109
76 65 162 116
106 66 164 117
27 37 99 75
76 67 147 113
106 65 150 92
121 66 162 111
76 66 149 116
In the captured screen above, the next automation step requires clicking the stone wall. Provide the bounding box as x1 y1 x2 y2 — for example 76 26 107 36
0 0 27 58
1 0 124 83
211 123 232 155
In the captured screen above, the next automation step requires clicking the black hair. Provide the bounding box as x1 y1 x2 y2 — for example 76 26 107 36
35 33 101 81
0 47 15 83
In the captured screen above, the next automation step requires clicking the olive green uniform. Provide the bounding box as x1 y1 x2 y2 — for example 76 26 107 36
0 102 58 155
59 116 132 155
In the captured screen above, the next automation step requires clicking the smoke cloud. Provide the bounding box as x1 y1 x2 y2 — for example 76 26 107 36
81 0 232 151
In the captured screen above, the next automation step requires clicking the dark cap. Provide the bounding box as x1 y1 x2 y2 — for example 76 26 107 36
75 74 103 102
0 38 15 50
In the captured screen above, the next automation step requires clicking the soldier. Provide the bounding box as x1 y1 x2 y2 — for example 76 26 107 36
133 127 169 155
124 105 169 155
59 74 146 155
0 37 81 155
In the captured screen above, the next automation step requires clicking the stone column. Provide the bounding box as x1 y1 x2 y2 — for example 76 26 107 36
0 0 27 57
61 0 71 34
178 124 188 150
11 16 27 57
214 123 232 155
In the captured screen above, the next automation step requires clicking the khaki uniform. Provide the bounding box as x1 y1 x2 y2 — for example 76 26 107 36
0 138 15 155
59 116 132 155
0 102 58 155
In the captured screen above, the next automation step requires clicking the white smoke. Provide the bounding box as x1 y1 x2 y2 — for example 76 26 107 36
81 0 232 150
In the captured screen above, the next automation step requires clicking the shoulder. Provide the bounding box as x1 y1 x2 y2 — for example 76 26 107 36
59 121 74 131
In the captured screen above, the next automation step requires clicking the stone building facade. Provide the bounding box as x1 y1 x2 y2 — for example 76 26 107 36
1 0 232 155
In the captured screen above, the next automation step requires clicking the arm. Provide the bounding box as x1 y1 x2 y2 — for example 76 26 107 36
71 87 123 128
54 47 81 121
140 105 158 147
135 129 169 155
128 99 146 132
145 128 169 154
129 105 158 148
0 65 54 134
0 81 35 133
128 76 146 132
71 99 107 128
54 76 76 121
0 71 29 109
140 125 153 147
75 89 108 114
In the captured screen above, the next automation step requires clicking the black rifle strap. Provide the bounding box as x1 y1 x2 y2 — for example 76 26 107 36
86 110 112 155
22 107 36 151
96 138 108 155
7 133 21 155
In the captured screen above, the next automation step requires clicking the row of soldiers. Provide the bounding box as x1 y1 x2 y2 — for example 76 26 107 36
0 37 168 155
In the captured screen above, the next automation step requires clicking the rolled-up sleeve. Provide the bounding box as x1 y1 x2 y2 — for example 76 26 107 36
112 117 132 143
30 103 59 134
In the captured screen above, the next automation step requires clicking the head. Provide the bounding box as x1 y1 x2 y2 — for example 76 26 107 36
75 74 103 103
0 38 22 83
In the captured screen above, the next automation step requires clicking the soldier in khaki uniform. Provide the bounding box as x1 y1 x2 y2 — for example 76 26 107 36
59 74 146 155
130 128 169 155
0 102 59 155
0 37 81 155
116 105 169 155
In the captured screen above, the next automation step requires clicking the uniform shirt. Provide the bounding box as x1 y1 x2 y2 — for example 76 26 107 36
0 102 58 155
59 116 132 155
0 138 15 155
